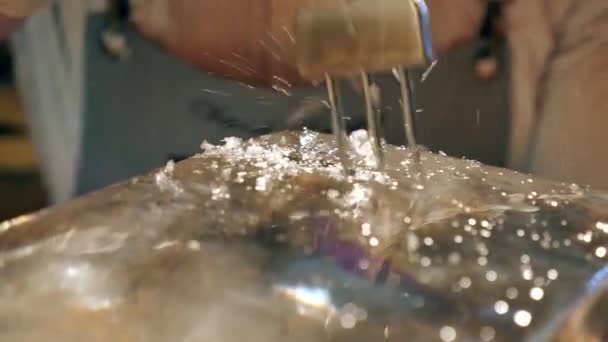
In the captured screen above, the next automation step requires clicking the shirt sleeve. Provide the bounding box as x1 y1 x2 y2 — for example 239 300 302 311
0 0 50 18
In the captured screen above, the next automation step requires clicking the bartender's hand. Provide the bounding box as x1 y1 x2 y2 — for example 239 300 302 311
130 0 486 87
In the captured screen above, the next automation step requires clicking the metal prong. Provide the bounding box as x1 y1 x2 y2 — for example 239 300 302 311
325 74 352 174
395 66 417 147
360 70 384 170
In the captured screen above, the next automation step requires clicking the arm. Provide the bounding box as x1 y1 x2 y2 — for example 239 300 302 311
0 0 49 39
131 0 487 87
0 14 21 40
0 0 488 86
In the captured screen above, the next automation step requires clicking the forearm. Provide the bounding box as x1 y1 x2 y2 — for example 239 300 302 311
131 0 487 87
0 0 49 18
0 14 21 40
0 0 49 39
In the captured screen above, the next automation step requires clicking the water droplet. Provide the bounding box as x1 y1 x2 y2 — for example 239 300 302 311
529 287 544 301
547 269 559 280
517 229 525 237
369 237 379 247
506 287 519 299
520 254 530 264
577 231 593 243
513 310 532 327
359 259 370 270
459 277 472 289
187 240 201 251
494 300 509 315
478 256 488 266
439 326 457 342
480 326 496 341
468 218 477 226
423 237 434 246
476 243 489 256
595 221 608 233
361 223 372 236
420 257 432 267
454 235 463 244
485 270 498 282
533 277 545 287
448 252 461 265
340 313 357 329
255 176 268 191
595 246 607 258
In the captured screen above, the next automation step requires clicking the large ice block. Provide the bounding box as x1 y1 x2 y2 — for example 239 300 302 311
0 130 606 341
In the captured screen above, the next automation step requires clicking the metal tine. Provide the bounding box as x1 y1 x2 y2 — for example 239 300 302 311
325 74 353 175
394 66 424 179
395 66 417 147
360 70 385 171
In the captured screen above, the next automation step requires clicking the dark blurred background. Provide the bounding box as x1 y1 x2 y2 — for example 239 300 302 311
0 42 48 221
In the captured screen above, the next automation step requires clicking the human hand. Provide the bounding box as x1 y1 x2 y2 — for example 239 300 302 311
130 0 487 87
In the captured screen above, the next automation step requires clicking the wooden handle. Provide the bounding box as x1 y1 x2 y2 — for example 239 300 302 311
295 0 427 81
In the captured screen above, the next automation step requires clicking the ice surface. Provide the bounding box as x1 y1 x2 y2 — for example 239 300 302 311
0 130 606 341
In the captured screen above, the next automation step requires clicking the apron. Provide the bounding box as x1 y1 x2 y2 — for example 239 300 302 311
11 0 88 203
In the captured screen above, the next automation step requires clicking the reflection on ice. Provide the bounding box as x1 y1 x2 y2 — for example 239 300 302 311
275 284 335 320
